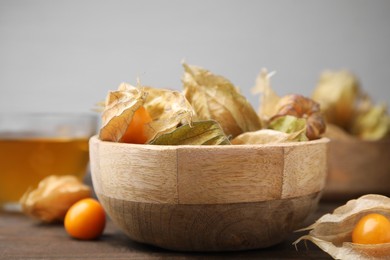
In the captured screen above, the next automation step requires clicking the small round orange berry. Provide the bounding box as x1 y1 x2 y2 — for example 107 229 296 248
64 198 106 240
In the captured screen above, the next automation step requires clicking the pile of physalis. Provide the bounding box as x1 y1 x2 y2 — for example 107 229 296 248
312 70 390 141
294 194 390 259
98 63 326 146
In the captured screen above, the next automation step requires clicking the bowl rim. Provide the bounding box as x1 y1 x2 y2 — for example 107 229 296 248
329 137 390 144
90 135 329 150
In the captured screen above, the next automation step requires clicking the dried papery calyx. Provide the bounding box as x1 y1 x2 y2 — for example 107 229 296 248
20 175 91 223
294 194 390 260
270 95 326 140
251 70 325 140
351 102 390 141
312 70 390 141
99 82 194 143
312 70 360 130
149 120 230 145
99 83 147 142
182 63 262 138
231 128 303 145
143 86 194 140
268 115 308 141
251 69 280 123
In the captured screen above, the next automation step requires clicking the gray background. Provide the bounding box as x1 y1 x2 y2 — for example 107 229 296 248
1 0 389 115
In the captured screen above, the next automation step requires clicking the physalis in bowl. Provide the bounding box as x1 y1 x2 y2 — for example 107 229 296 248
98 63 326 146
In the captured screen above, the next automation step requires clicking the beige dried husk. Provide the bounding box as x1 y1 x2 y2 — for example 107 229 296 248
99 83 194 143
312 70 390 141
268 115 308 141
312 70 360 130
351 103 390 141
271 95 326 140
150 120 230 145
182 63 262 138
20 175 91 223
99 83 146 142
294 194 390 259
231 128 303 145
251 69 280 123
143 86 194 140
252 70 326 140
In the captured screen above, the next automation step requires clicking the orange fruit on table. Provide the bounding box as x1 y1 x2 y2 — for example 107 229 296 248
64 198 106 240
352 213 390 244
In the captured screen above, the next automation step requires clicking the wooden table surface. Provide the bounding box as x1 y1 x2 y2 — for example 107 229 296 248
0 201 343 260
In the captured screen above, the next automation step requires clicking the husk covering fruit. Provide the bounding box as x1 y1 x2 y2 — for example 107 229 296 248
312 70 390 141
294 194 390 260
98 64 326 145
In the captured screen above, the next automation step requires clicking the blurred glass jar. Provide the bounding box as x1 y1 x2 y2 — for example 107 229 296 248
0 113 98 211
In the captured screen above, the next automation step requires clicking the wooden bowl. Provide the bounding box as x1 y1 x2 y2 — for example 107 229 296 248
89 136 328 252
322 138 390 201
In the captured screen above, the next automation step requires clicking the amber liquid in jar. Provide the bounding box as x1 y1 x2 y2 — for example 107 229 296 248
0 136 90 206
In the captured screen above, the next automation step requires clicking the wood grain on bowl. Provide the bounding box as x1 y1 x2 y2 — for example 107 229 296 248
323 138 390 201
89 136 328 251
98 192 321 251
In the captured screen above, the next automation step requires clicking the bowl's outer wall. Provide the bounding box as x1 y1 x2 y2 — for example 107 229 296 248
89 136 328 251
323 139 390 200
97 191 322 251
89 136 328 205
